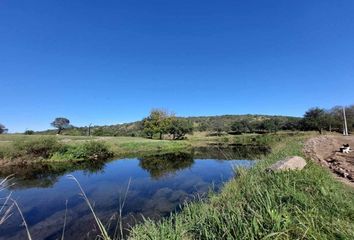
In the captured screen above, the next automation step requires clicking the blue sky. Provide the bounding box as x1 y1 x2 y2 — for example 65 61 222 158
1 0 353 132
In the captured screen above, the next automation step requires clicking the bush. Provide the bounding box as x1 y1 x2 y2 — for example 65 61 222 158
24 130 34 135
12 137 61 159
53 141 113 161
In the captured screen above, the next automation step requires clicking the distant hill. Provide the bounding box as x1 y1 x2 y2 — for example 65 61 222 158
36 114 301 137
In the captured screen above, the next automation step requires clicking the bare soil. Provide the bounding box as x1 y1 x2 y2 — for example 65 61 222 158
304 134 354 187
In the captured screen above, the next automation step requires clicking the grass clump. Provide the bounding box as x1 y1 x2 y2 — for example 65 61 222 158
0 137 113 162
10 137 61 159
129 136 354 240
51 141 113 161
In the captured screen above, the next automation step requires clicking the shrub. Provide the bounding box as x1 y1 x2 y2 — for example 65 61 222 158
12 137 61 159
53 141 113 161
24 130 34 135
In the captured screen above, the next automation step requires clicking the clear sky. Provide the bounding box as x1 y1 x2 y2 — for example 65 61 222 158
1 0 353 132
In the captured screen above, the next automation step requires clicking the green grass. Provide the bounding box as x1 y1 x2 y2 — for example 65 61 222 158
0 135 192 163
0 132 314 164
129 135 354 240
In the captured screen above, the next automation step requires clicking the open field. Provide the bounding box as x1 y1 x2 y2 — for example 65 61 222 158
0 132 311 165
130 134 354 239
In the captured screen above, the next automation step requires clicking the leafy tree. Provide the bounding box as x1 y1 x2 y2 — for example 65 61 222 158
142 109 171 139
282 119 301 131
230 121 253 133
301 108 328 134
260 119 280 133
0 124 8 134
142 119 156 139
343 105 354 132
316 106 353 133
51 117 70 134
24 130 34 135
168 118 193 140
230 121 243 132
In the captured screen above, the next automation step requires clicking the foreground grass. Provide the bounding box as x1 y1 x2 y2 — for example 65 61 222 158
129 135 354 239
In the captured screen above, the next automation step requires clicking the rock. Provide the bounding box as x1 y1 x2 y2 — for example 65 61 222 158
267 156 307 172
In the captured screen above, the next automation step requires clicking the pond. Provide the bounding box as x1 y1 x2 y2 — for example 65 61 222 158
0 145 269 240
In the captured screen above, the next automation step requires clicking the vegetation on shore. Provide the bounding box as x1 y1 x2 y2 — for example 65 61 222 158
0 135 192 164
129 134 354 239
0 131 306 164
0 136 113 163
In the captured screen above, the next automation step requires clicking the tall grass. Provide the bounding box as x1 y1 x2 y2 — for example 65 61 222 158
0 175 33 240
129 136 354 239
0 135 189 163
67 175 111 240
52 141 113 161
11 136 61 159
0 137 113 162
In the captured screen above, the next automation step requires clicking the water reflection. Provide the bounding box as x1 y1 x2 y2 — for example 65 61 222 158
194 144 271 159
0 145 268 240
139 152 194 179
0 144 269 188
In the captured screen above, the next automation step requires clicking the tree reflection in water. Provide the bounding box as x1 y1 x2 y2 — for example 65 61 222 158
139 152 194 179
0 144 270 188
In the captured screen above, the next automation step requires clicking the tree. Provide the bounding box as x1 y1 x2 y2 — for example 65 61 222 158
142 109 171 139
24 130 34 135
51 117 70 134
282 119 301 131
343 105 354 133
230 121 251 133
211 121 224 135
0 124 8 134
260 119 280 133
230 121 243 132
168 118 193 140
301 108 328 134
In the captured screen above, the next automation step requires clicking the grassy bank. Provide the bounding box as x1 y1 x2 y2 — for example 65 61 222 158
0 135 192 164
129 135 354 239
0 132 291 164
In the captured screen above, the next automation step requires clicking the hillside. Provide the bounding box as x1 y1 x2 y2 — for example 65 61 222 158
36 114 301 137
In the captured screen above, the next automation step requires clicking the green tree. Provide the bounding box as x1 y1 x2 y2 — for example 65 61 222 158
51 117 70 134
260 119 280 133
168 118 193 140
0 124 8 134
230 121 242 132
24 130 34 135
142 109 171 139
301 108 328 134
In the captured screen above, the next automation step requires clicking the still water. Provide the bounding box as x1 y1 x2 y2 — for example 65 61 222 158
0 146 267 240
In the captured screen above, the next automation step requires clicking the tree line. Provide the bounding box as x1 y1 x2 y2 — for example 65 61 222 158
1 104 353 138
301 105 354 134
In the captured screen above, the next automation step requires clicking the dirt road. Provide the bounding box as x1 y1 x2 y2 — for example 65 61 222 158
304 134 354 186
